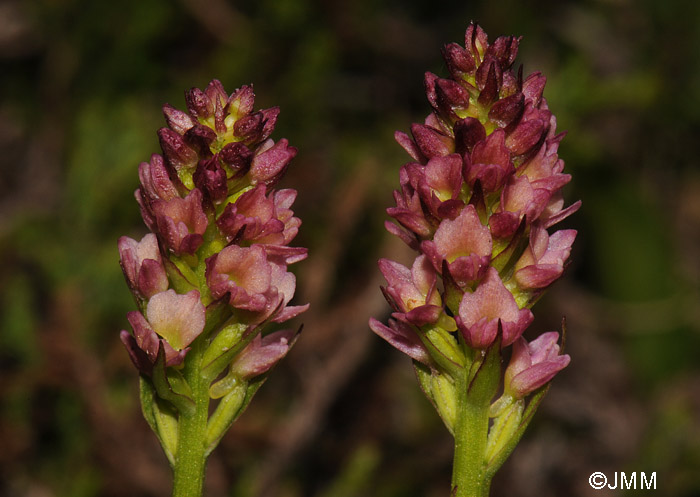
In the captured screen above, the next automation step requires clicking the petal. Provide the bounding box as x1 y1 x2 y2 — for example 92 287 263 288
146 290 206 351
369 318 431 365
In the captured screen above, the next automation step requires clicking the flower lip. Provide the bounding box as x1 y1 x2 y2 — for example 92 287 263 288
456 267 533 348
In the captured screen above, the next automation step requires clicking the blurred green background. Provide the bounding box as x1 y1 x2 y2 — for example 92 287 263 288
1 0 699 496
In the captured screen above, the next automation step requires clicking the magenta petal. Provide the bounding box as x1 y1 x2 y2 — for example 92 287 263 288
120 330 153 374
402 305 443 326
509 357 570 395
514 227 576 289
231 329 297 379
369 318 431 365
118 233 168 299
505 332 569 398
422 204 492 286
154 189 208 255
250 139 298 185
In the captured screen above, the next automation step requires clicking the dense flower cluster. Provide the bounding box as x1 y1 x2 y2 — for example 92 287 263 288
119 80 307 382
371 24 577 402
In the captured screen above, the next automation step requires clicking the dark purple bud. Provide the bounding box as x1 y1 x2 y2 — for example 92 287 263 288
477 58 502 106
485 35 521 69
260 107 280 142
204 80 227 110
234 112 264 142
411 124 455 159
193 158 228 202
506 118 546 156
427 75 470 120
138 154 179 203
185 87 213 119
226 85 255 119
522 72 547 107
158 128 198 172
442 42 476 79
488 92 525 127
220 142 253 175
465 23 489 66
163 104 195 135
184 124 217 157
395 130 425 162
454 117 487 155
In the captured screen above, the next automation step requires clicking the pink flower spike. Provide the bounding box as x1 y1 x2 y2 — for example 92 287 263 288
514 226 577 289
421 204 492 287
146 289 206 351
118 233 169 299
457 267 533 348
505 332 570 398
369 318 431 365
231 329 297 379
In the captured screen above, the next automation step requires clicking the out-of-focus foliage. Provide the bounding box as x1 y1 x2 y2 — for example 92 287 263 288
1 0 699 496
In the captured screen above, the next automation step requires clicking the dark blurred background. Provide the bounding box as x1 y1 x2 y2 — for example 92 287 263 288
1 0 699 496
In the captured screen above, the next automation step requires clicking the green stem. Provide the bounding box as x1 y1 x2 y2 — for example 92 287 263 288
172 340 210 497
451 372 490 497
451 345 502 497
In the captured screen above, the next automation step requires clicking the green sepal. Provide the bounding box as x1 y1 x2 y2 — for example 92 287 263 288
204 376 265 457
208 368 241 399
163 257 199 295
421 325 465 375
139 375 160 436
431 372 458 433
485 398 523 465
139 375 178 466
152 345 196 416
413 362 456 435
484 384 550 479
200 322 250 382
153 397 179 467
201 301 284 382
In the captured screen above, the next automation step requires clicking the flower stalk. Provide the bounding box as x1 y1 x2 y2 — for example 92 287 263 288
370 23 579 495
119 80 307 497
